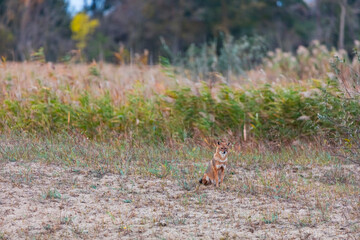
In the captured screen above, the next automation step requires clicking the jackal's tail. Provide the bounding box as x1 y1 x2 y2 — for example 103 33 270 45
199 175 211 185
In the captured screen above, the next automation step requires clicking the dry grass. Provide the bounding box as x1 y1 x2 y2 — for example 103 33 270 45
0 62 173 105
0 61 322 105
0 160 359 239
0 41 356 105
0 133 359 239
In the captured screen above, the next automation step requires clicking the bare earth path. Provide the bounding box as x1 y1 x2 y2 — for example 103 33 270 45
0 161 359 239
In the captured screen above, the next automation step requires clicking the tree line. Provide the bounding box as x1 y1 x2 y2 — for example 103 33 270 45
0 0 359 62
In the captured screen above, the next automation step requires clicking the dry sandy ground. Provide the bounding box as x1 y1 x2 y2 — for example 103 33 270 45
0 161 359 240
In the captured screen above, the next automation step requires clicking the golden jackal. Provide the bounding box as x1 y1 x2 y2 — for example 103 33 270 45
199 141 231 187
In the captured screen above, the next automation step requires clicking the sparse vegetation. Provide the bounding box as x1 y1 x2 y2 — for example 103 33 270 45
1 132 359 238
42 188 62 200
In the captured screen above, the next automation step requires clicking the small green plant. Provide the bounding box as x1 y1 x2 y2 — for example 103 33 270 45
196 193 206 205
159 56 176 80
60 215 74 225
43 223 56 233
89 65 101 77
176 177 195 191
42 188 61 200
148 161 172 178
261 211 279 224
30 47 45 63
106 211 116 224
169 217 186 226
294 215 315 228
315 196 330 222
241 176 259 195
172 165 196 191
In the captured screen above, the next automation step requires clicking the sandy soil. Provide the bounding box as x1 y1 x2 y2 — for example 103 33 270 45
0 161 359 240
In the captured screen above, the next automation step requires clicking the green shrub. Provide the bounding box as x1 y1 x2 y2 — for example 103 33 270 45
1 80 359 143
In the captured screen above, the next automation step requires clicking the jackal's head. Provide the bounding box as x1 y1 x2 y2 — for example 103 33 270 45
216 140 231 159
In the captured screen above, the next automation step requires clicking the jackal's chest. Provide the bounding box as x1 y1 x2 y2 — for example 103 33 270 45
215 163 226 170
213 155 227 171
215 159 227 170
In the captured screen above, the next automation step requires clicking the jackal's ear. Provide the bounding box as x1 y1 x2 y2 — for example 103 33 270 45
227 142 231 147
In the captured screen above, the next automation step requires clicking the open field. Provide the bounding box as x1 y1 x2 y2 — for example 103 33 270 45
2 1 360 239
1 43 360 239
0 133 359 239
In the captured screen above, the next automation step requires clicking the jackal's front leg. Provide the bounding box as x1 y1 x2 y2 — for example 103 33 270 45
214 172 219 187
218 168 223 185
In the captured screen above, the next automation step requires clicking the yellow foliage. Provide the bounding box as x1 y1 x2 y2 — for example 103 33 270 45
70 13 99 50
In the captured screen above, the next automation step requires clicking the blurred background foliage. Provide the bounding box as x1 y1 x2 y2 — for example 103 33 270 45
0 0 360 161
0 0 360 63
